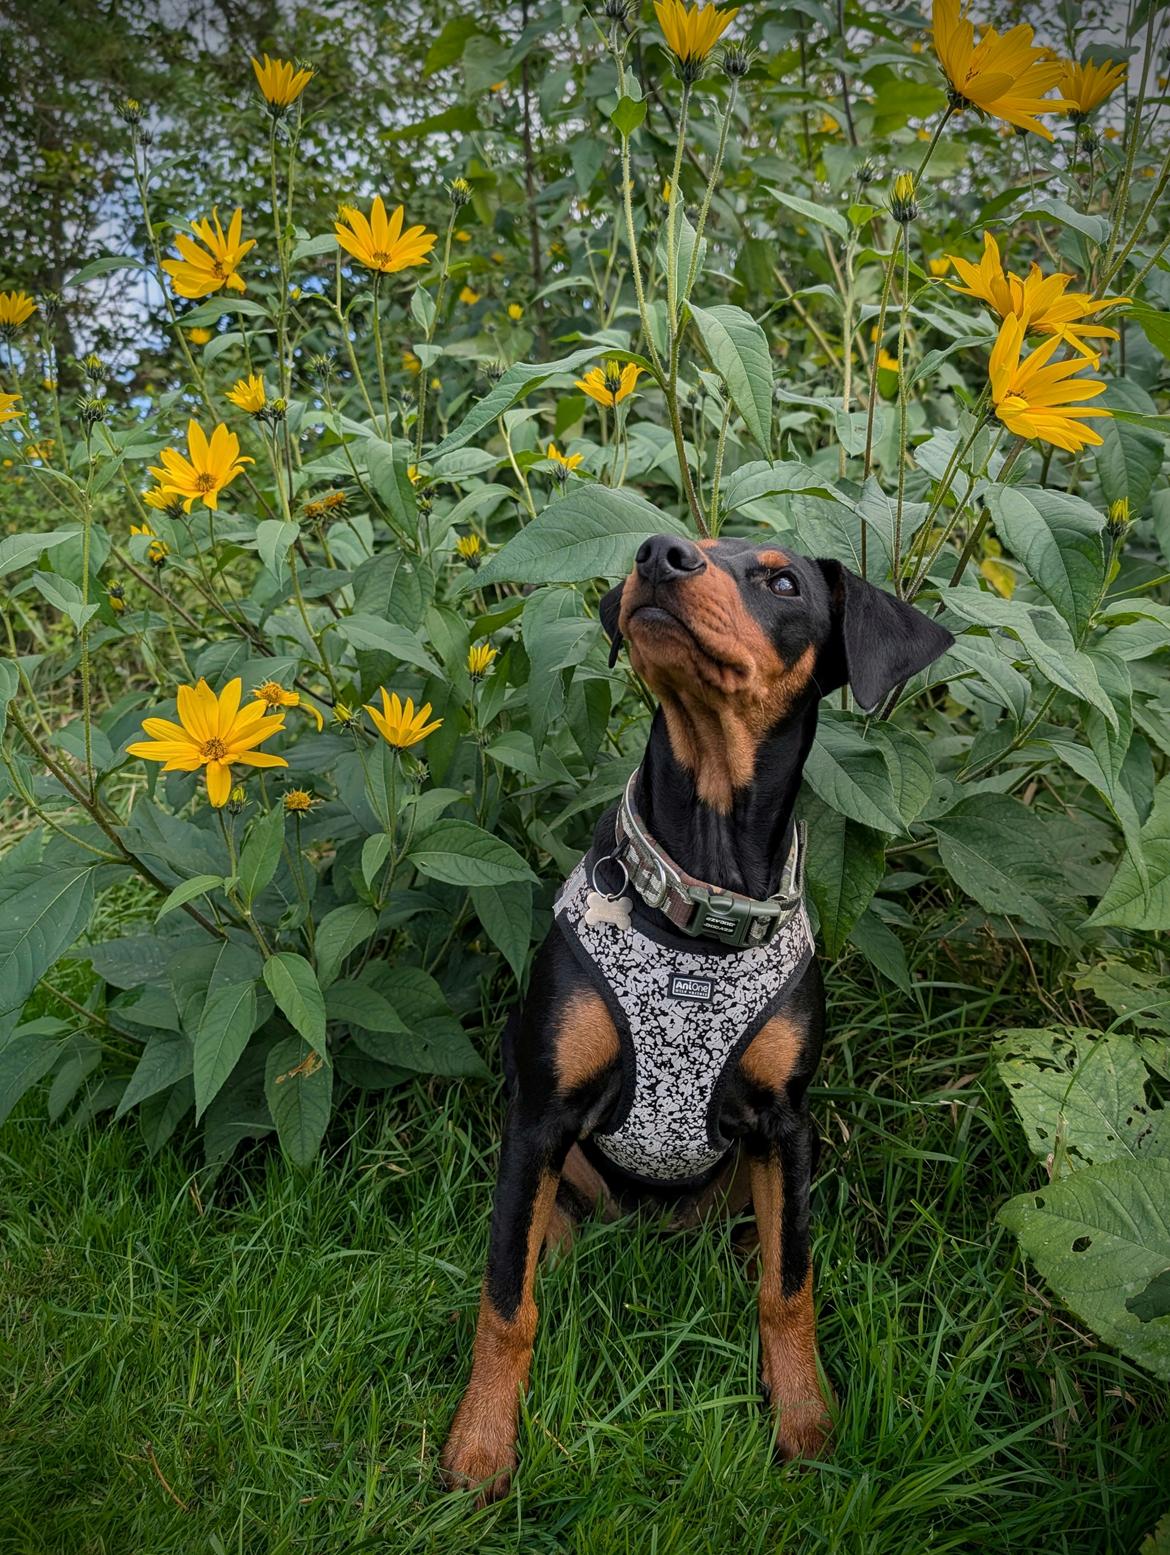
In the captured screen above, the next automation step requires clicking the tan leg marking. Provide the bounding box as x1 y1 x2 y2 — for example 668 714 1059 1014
749 1153 831 1462
553 989 620 1095
440 1172 559 1504
741 1013 802 1092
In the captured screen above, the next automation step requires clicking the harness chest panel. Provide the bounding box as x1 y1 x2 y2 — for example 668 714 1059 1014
554 860 813 1184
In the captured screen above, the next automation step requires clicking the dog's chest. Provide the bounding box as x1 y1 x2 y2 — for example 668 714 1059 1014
553 861 812 1184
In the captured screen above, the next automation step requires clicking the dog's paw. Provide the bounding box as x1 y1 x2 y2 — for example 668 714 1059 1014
770 1394 832 1463
439 1428 517 1507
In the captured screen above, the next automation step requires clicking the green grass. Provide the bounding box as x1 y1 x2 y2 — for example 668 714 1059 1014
2 959 1167 1555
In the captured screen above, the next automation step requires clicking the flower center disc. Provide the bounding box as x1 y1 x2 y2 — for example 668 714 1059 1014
195 471 216 492
201 737 228 760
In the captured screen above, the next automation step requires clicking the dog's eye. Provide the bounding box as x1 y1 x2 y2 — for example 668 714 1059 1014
768 572 799 597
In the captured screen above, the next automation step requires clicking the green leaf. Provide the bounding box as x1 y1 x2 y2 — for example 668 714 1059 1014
0 857 97 1021
325 979 408 1034
264 952 327 1057
931 794 1066 932
155 874 223 923
719 460 839 514
0 528 80 577
1088 777 1170 930
997 1028 1168 1166
469 882 533 981
688 303 774 455
115 1031 194 1120
848 909 911 994
350 1016 488 1078
255 519 299 583
65 254 145 285
193 979 257 1119
943 591 1117 730
611 94 646 136
771 189 850 241
431 347 602 460
470 485 683 589
0 658 18 741
333 614 442 676
801 794 886 957
986 485 1104 641
1128 1270 1170 1323
265 1036 332 1167
999 1156 1170 1381
803 714 904 834
236 806 285 908
313 904 377 989
31 571 100 632
365 437 417 536
408 819 537 887
1012 197 1109 245
0 1028 64 1128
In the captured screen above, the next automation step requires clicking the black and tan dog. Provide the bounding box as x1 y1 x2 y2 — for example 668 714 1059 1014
441 533 953 1501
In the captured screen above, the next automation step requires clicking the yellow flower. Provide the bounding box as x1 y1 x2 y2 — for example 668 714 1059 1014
546 441 584 472
988 313 1110 453
459 285 481 304
928 256 951 276
455 533 482 560
42 378 57 392
142 487 173 511
282 788 316 813
23 438 54 461
948 231 1128 359
0 291 36 331
402 349 422 374
364 689 443 750
162 207 254 299
877 348 900 373
0 392 22 425
455 230 472 243
126 677 288 808
334 196 437 275
147 539 168 567
108 583 126 614
188 326 212 346
1057 58 1126 116
576 360 643 409
226 373 267 413
662 179 672 203
467 643 499 679
304 490 348 520
148 420 254 512
1104 126 1120 141
251 53 313 109
979 556 1016 596
253 679 324 732
491 249 506 264
655 1 739 71
931 0 1071 139
129 521 157 538
507 302 523 320
818 112 838 133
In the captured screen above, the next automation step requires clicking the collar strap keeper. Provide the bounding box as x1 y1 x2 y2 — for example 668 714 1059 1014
614 772 805 949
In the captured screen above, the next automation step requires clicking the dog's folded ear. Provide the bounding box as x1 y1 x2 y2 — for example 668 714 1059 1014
599 582 625 667
815 559 954 712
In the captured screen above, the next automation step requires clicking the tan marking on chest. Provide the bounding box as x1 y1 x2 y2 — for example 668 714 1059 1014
554 988 620 1094
740 1013 803 1091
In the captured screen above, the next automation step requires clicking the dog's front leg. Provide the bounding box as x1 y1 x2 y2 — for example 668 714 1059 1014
749 1114 832 1461
441 1102 568 1504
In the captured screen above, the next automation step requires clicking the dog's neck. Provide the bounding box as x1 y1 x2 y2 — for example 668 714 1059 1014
634 702 820 902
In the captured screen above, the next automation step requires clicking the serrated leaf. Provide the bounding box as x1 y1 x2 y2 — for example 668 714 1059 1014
264 952 327 1056
155 874 223 923
999 1156 1170 1380
1088 777 1170 930
470 485 684 588
236 806 285 907
0 528 80 577
408 819 537 887
265 1036 332 1167
0 858 97 1021
333 614 442 676
803 714 904 834
931 793 1065 932
313 904 377 989
193 979 257 1119
986 485 1104 641
115 1030 194 1119
688 303 773 455
0 1029 64 1127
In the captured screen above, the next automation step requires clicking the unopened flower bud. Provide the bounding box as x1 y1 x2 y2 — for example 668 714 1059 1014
449 177 472 207
115 97 143 126
889 171 920 224
1106 497 1131 541
228 784 248 814
77 395 106 431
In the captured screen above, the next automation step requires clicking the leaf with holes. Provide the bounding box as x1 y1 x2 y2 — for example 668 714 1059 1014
999 1156 1170 1380
265 1036 332 1167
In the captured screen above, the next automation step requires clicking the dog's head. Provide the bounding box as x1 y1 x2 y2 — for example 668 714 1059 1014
599 535 952 806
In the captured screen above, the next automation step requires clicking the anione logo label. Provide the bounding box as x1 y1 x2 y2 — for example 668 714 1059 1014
669 975 714 1002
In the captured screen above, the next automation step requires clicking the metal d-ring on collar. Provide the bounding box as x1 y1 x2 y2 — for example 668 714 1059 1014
609 770 806 949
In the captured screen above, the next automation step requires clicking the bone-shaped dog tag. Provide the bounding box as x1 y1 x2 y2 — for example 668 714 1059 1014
584 890 633 930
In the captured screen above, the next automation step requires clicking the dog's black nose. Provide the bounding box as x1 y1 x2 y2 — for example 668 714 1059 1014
635 534 705 586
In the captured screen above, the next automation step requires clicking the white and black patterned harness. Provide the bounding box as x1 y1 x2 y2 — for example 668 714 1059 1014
553 855 813 1185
